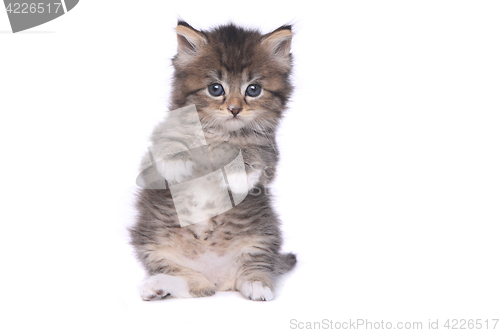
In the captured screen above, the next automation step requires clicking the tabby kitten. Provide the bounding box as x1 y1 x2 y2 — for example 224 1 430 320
129 21 296 301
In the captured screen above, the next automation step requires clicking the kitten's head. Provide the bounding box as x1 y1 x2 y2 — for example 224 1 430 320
170 22 293 134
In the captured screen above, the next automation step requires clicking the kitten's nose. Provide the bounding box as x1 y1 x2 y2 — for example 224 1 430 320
228 105 243 116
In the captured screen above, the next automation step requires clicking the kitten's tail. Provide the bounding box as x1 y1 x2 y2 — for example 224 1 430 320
277 252 297 274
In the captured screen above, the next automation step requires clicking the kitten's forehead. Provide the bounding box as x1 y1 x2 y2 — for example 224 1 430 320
207 68 262 84
207 24 262 52
203 26 266 74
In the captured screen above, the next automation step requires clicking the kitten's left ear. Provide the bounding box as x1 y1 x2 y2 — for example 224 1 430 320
261 25 293 66
175 21 207 61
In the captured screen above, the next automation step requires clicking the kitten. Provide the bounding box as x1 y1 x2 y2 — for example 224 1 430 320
129 21 296 301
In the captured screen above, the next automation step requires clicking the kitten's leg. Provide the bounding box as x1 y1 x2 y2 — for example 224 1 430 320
235 257 276 301
140 262 216 301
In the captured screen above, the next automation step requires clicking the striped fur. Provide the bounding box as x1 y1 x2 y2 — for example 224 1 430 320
129 22 296 301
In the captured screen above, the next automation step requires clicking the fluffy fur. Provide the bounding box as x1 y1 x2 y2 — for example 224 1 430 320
129 21 296 301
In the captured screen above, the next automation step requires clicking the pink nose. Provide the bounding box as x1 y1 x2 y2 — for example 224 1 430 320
228 105 242 116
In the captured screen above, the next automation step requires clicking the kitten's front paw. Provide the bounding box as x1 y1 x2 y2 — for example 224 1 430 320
224 169 261 194
224 171 249 194
240 281 274 301
156 158 195 184
139 274 191 301
246 169 262 190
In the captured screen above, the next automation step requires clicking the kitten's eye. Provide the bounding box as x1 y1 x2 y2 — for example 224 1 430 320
208 83 225 97
245 84 262 97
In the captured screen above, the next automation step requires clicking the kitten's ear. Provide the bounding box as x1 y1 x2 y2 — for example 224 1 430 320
261 25 293 66
175 21 207 60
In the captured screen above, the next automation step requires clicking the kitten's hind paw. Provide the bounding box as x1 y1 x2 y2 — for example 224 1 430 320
187 276 216 297
240 281 274 301
139 274 191 301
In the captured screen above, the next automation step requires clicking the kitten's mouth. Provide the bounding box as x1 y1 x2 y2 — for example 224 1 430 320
224 116 246 131
226 115 244 122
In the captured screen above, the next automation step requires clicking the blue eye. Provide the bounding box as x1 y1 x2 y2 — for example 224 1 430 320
208 83 224 96
245 84 262 97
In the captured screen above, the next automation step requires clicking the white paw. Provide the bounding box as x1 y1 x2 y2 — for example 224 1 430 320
225 171 249 194
240 281 274 301
225 169 261 194
246 169 262 190
156 158 195 184
139 274 191 301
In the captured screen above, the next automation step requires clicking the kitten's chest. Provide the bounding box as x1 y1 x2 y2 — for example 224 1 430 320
180 219 239 287
184 218 234 249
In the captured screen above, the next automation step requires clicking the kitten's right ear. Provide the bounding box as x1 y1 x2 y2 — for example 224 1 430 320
175 21 207 60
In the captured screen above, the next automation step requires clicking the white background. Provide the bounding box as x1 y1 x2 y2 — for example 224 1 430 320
1 1 499 332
